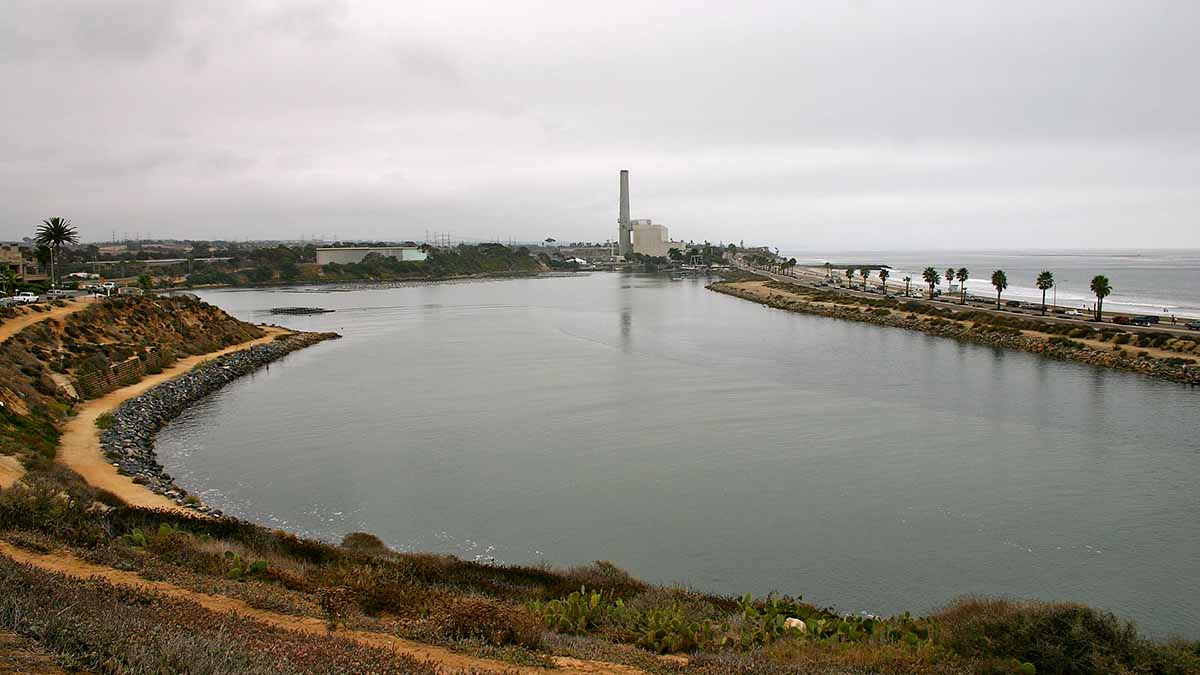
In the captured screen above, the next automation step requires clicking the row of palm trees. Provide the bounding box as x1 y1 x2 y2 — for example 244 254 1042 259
918 266 1113 320
824 262 1115 321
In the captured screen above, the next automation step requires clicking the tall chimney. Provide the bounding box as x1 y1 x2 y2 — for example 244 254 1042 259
618 170 631 257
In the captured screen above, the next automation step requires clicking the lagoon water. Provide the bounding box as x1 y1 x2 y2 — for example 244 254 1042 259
160 274 1199 637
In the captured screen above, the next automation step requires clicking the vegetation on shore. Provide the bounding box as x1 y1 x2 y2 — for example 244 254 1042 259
1 476 1197 675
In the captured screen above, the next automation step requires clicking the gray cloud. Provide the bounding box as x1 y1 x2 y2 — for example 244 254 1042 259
1 0 1198 248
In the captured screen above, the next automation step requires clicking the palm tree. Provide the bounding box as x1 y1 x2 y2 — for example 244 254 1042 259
824 262 832 279
1035 271 1055 315
859 267 869 290
945 268 955 294
878 268 890 294
34 217 79 288
922 267 940 298
2 268 17 297
903 275 912 296
845 267 854 286
991 270 1008 309
956 268 969 304
1090 275 1112 321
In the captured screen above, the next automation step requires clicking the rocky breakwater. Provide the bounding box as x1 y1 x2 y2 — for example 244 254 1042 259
100 331 340 513
709 282 1200 386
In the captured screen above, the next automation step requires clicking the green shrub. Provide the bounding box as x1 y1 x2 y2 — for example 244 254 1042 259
431 596 542 649
615 603 722 654
1113 333 1131 345
533 586 619 634
1048 337 1086 350
94 413 115 430
341 531 389 553
935 597 1193 675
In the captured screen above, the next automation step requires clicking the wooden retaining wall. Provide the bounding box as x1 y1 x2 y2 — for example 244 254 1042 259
72 350 172 399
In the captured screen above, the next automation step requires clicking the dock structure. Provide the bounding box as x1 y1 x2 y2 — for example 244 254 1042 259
269 307 335 315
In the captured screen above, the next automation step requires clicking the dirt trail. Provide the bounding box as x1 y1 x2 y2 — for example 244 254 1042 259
0 541 647 675
0 298 92 344
0 456 22 489
56 327 290 513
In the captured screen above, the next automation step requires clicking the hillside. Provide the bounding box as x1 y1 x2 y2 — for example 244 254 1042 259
0 296 262 480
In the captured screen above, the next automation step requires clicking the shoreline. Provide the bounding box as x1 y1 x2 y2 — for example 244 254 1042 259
174 269 571 292
60 329 339 513
710 280 1200 385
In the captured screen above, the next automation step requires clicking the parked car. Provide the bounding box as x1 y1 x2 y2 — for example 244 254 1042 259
1112 315 1130 325
0 296 17 307
1186 321 1200 331
15 292 40 304
46 288 71 299
1064 309 1082 316
1129 316 1159 326
1005 300 1022 307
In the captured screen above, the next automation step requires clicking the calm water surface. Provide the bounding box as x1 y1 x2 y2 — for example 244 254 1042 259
159 274 1200 637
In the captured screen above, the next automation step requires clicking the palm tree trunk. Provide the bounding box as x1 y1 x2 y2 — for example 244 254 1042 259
1096 298 1102 321
996 290 1001 309
49 248 56 288
1041 289 1047 315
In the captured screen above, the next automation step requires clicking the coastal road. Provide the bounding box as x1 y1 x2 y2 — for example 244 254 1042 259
736 259 1200 338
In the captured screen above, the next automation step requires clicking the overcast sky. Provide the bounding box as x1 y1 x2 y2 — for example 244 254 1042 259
2 1 1198 249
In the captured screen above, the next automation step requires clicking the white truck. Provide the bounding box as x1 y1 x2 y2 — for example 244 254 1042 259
15 292 41 304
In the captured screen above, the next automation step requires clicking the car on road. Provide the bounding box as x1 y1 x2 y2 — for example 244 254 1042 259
1113 316 1130 325
15 292 41 304
1129 316 1159 326
1186 321 1200 331
1064 309 1082 316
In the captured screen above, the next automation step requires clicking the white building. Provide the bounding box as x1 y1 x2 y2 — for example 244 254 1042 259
316 246 428 265
630 220 687 258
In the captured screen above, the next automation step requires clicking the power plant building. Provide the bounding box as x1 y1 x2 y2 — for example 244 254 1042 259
616 170 686 259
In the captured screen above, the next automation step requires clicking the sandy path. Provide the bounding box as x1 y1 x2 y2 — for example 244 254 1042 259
56 327 289 512
0 456 23 490
0 298 92 344
0 541 647 675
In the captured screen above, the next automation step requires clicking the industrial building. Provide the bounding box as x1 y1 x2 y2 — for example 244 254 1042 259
616 170 686 259
315 246 428 266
